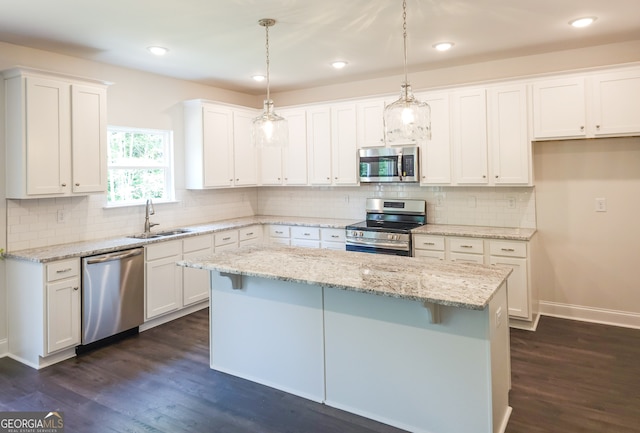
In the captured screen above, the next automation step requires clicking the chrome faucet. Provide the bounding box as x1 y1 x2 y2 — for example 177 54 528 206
144 199 159 233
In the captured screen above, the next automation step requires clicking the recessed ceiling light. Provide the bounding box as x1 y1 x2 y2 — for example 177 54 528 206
147 46 168 56
252 75 266 82
433 42 454 52
569 17 597 28
331 61 348 69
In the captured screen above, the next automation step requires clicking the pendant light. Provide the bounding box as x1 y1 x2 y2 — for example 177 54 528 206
383 0 431 145
252 18 288 147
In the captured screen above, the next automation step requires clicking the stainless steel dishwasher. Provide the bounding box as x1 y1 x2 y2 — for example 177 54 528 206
81 248 144 346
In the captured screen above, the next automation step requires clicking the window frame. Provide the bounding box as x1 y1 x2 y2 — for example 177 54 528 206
106 125 176 207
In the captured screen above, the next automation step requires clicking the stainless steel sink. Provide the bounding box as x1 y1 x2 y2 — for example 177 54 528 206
128 228 191 239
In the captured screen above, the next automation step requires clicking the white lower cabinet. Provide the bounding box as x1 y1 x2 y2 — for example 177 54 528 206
239 225 262 247
7 257 81 368
321 228 346 250
268 225 291 245
413 234 533 324
291 226 321 248
183 235 214 306
489 240 530 320
145 240 183 319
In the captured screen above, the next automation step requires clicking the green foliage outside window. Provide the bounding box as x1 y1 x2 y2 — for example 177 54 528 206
107 127 174 205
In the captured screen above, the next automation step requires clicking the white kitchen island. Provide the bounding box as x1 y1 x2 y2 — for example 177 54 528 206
178 245 513 433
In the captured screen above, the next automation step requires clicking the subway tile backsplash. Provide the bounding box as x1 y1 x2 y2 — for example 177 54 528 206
6 185 536 251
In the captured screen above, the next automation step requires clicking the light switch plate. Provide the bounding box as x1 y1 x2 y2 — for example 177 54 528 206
595 197 607 212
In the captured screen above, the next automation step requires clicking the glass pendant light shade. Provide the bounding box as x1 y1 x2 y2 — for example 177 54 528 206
383 0 431 145
252 18 288 147
384 82 431 144
252 99 288 147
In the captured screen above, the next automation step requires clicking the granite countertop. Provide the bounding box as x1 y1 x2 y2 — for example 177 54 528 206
4 215 536 263
3 216 358 263
178 244 512 311
412 224 536 241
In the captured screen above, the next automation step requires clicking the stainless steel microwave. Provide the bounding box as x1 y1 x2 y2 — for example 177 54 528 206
358 146 419 183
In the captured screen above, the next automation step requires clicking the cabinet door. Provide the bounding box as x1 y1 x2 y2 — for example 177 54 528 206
452 88 488 184
71 84 107 193
282 109 309 185
46 277 80 354
419 92 451 184
146 255 182 319
259 146 283 185
356 98 385 148
307 106 332 185
233 109 258 186
490 256 529 319
489 84 530 185
532 77 586 139
591 69 640 136
331 103 358 185
202 105 234 187
183 248 213 306
25 76 71 195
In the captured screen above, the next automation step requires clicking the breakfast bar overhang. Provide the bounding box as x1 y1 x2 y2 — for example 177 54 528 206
178 245 513 433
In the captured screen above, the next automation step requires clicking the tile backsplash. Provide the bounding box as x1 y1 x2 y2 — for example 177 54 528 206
6 185 536 251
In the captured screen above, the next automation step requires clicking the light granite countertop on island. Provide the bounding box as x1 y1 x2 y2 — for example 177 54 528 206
178 244 512 310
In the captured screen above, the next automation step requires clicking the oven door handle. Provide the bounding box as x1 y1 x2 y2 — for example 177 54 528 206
346 238 408 251
397 152 403 181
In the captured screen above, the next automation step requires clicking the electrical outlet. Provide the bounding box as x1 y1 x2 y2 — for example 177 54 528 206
595 197 607 212
57 209 67 223
507 197 516 209
435 194 444 207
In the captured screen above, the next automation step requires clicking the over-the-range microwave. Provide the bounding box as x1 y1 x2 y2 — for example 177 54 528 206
358 146 419 183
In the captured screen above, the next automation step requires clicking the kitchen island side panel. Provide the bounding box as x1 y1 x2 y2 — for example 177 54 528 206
209 272 325 403
323 285 508 433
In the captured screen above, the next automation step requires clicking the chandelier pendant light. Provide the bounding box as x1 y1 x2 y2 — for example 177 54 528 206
252 18 288 147
383 0 431 145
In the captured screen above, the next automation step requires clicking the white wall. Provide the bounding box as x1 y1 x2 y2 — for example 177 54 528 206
533 137 640 327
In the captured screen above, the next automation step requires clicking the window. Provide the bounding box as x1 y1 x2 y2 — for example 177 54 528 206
107 126 175 206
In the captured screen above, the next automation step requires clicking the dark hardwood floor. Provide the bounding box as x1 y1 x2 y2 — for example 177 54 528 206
1 309 639 433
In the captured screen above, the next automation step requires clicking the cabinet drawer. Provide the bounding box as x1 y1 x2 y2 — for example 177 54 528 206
450 252 485 264
321 228 345 243
414 250 445 260
47 258 80 282
490 240 526 258
291 226 320 240
449 237 484 254
146 240 182 261
239 225 261 242
183 234 212 253
414 235 445 251
269 225 290 238
215 230 239 247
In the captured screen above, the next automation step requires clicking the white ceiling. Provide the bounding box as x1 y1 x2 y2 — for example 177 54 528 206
0 0 639 94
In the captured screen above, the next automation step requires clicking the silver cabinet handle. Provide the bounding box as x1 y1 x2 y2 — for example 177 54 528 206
275 230 283 234
330 235 339 239
580 126 585 131
460 245 473 248
501 248 515 252
56 268 73 274
73 287 79 291
75 183 80 186
303 232 311 236
222 236 231 241
61 183 67 187
245 232 254 236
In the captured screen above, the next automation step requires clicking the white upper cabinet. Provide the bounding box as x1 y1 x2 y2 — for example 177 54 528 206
184 100 258 189
591 68 640 136
356 98 385 148
532 77 586 139
307 105 333 185
331 103 358 185
418 91 451 185
233 108 259 186
260 107 308 186
451 88 489 185
488 84 531 185
4 68 108 199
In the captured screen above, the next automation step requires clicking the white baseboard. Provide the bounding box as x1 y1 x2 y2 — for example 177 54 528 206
539 301 640 330
0 338 7 358
139 301 208 332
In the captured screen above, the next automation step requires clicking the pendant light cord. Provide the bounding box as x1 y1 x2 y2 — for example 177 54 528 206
402 0 409 99
265 22 271 102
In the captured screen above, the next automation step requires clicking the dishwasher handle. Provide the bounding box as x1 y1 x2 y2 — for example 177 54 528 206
85 249 143 265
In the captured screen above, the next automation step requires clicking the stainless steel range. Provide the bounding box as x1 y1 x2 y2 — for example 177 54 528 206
345 198 426 256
